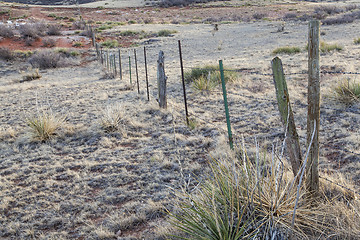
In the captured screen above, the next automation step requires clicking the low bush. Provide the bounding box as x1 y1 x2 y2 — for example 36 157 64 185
333 79 360 105
47 24 62 35
354 38 360 44
273 46 301 55
0 25 14 38
158 0 227 7
322 10 360 25
101 39 119 48
157 29 177 37
29 50 61 69
253 12 267 20
42 38 56 47
19 22 47 39
72 20 86 30
0 47 14 61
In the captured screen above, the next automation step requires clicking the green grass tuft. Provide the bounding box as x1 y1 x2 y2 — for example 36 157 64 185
272 46 301 55
157 29 177 37
101 39 119 48
333 79 360 105
320 41 343 53
354 38 360 45
184 65 239 92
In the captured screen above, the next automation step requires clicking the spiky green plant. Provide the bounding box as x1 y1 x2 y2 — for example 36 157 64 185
26 110 64 141
168 139 330 239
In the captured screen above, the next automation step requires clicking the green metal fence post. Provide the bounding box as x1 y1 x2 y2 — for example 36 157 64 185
219 60 234 150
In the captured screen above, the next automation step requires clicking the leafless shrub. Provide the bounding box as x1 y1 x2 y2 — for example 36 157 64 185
47 24 62 36
19 22 46 39
345 4 358 12
42 38 56 47
158 0 227 7
72 20 86 30
253 13 267 20
79 29 92 37
29 50 62 69
315 6 344 15
0 47 14 61
24 36 36 46
298 14 314 22
0 25 14 38
143 18 154 24
284 13 297 20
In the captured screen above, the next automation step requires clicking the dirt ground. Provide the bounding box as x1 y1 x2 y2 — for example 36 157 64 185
1 0 360 239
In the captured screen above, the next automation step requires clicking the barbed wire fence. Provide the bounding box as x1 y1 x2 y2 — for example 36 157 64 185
91 33 360 197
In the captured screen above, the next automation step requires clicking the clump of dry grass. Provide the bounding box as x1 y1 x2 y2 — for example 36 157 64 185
100 104 124 133
20 68 42 82
26 110 65 141
168 139 360 239
333 79 360 105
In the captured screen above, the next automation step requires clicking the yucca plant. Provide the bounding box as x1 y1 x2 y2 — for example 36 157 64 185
26 110 64 141
333 79 360 105
168 139 327 239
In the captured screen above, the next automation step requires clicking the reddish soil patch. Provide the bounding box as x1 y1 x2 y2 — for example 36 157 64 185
0 36 91 50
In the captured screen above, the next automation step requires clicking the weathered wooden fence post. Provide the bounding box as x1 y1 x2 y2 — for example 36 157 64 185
134 49 140 94
306 20 320 197
271 57 302 178
157 50 167 108
144 46 149 101
118 49 122 80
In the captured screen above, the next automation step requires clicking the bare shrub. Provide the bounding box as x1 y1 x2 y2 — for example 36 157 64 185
0 25 14 38
47 24 62 36
24 36 35 46
79 29 92 37
315 6 344 15
284 13 297 20
322 10 360 25
253 12 267 20
72 20 86 30
42 38 56 47
0 47 13 61
29 50 61 69
158 0 227 7
19 22 46 39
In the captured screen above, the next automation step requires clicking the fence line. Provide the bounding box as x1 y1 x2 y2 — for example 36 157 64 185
91 33 360 197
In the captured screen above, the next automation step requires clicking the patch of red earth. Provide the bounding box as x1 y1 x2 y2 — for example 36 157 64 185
0 36 91 51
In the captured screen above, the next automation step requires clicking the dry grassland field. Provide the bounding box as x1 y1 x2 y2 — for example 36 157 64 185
1 0 360 239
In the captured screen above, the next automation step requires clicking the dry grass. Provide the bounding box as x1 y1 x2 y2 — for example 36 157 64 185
168 140 360 239
26 110 65 141
100 104 124 133
20 68 42 82
333 79 360 105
